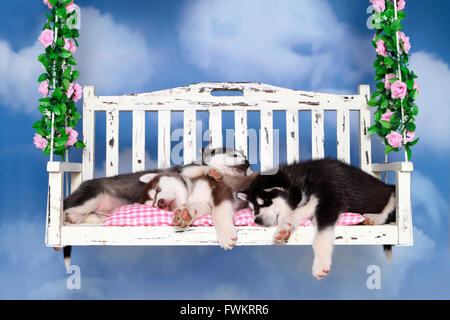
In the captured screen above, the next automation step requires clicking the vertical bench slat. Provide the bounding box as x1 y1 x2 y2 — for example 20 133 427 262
82 86 95 181
184 109 196 165
358 85 372 173
311 108 324 159
337 108 350 164
286 110 299 164
396 171 413 245
132 110 146 172
234 110 248 157
106 109 119 177
260 110 273 172
209 109 222 149
158 110 171 169
46 171 63 247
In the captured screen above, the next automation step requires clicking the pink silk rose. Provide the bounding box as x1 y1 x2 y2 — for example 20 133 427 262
413 80 420 94
381 110 394 122
65 127 78 147
66 2 76 13
383 73 397 90
38 29 54 48
398 31 411 54
72 83 82 102
393 0 406 10
405 130 415 143
370 0 386 12
66 83 74 99
43 0 53 9
38 80 49 97
34 133 48 150
64 39 77 54
386 131 403 148
391 80 407 100
375 39 387 57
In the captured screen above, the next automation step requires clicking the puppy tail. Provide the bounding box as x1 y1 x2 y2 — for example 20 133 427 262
63 246 72 269
383 245 392 264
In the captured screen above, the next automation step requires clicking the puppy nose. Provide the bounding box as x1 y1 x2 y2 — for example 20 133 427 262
254 216 263 226
157 199 165 209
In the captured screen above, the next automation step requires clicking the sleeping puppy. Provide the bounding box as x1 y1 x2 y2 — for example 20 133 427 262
63 147 250 224
237 159 396 279
139 169 257 250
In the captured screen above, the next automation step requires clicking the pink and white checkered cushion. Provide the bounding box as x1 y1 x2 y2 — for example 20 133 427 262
102 204 365 227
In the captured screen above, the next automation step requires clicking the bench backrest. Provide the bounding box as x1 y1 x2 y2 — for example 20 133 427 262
82 82 372 180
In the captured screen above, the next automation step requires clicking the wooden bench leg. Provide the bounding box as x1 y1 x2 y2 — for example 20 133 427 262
396 171 413 246
46 171 64 247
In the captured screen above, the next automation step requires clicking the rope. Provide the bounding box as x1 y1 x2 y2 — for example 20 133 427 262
393 0 408 162
49 13 58 162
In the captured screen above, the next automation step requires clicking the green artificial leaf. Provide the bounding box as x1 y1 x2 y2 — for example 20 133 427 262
55 7 67 19
52 88 62 101
48 0 59 6
405 122 416 132
367 98 379 107
408 137 420 146
405 145 411 160
368 125 378 135
59 49 72 59
62 78 70 91
55 37 65 48
384 144 394 155
376 82 385 91
391 19 402 32
410 88 419 100
74 141 86 149
380 120 391 129
66 56 77 65
39 97 52 108
71 70 80 81
411 105 419 116
406 79 414 90
62 0 73 6
398 11 406 20
384 56 394 67
38 73 49 82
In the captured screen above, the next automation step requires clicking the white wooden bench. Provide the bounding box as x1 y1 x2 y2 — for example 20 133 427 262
46 82 413 248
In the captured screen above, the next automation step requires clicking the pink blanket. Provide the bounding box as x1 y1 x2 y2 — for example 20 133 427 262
103 204 365 227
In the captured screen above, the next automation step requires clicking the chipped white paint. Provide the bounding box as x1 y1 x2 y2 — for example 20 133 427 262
286 110 299 164
46 82 413 249
260 110 273 172
132 110 146 172
311 108 324 159
106 109 119 177
183 109 196 165
234 109 247 157
337 107 350 163
359 85 372 174
209 109 222 149
158 110 171 169
60 225 399 246
82 86 95 181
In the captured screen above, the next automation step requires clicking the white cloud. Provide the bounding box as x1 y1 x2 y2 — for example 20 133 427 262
409 51 450 151
178 0 371 89
0 6 158 113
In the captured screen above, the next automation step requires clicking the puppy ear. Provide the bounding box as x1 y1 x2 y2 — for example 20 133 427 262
236 191 248 201
139 173 159 184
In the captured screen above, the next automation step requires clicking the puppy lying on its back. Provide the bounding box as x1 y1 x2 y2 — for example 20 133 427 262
139 168 257 250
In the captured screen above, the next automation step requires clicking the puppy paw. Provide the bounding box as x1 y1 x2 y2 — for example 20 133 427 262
207 169 223 181
65 211 84 224
217 227 238 250
312 258 331 280
363 213 387 225
273 223 293 244
173 206 197 229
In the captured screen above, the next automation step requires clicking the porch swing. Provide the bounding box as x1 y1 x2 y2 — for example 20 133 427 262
44 3 413 253
46 82 413 249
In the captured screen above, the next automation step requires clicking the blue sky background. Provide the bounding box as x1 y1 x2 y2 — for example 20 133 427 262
0 0 449 299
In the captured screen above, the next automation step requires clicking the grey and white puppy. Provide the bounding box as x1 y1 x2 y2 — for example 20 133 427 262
139 168 256 250
63 147 251 224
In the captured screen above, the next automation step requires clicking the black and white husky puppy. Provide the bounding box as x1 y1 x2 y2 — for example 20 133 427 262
63 148 251 224
237 159 395 279
139 169 256 250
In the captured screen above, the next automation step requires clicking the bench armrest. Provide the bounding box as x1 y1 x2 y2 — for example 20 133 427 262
372 161 413 173
47 161 82 173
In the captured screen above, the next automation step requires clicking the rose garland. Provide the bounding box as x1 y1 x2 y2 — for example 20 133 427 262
33 0 84 159
367 0 419 160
